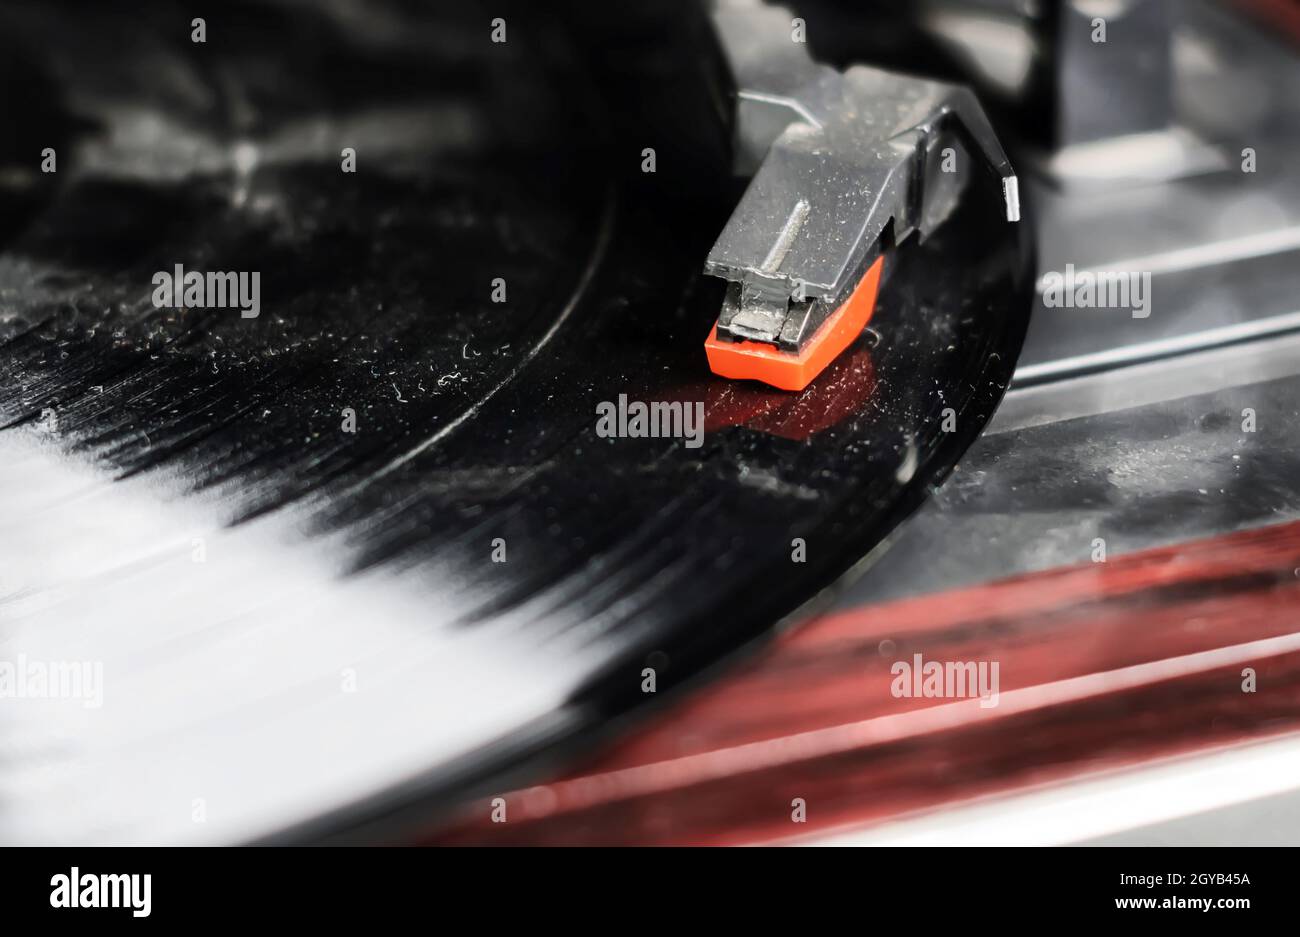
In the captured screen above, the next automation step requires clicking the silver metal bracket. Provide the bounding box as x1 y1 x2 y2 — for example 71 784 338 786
707 1 1019 350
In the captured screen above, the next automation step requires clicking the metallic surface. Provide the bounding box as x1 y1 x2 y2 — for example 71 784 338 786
705 1 1019 351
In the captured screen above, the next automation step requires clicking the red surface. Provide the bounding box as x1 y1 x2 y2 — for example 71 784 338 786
1233 0 1300 43
428 519 1300 845
704 256 884 391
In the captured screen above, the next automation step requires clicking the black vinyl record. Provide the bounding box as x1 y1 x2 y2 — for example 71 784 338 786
0 0 1033 843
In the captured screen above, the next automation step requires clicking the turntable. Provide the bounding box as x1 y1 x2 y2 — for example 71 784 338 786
1 0 1296 848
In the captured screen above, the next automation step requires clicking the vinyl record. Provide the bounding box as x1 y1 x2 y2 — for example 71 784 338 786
0 0 1033 843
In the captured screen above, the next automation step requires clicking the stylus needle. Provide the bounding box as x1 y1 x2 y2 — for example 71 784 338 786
704 1 1018 392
